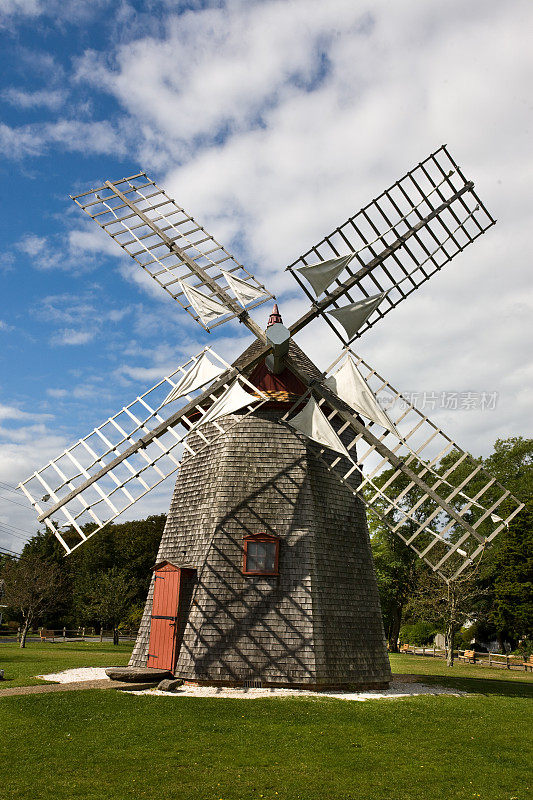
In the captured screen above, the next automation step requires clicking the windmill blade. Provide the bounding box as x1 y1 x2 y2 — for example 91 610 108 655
288 145 495 345
283 350 523 583
71 173 272 337
18 348 267 555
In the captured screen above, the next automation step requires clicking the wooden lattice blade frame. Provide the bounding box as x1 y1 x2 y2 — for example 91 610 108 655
71 173 273 334
18 348 267 554
287 145 495 345
283 350 523 582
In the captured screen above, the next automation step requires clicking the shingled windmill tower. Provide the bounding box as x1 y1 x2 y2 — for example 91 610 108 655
130 307 390 687
19 146 523 688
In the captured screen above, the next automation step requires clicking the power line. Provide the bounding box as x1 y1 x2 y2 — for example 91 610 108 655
0 525 31 543
0 546 20 559
0 481 20 495
0 520 38 537
0 491 31 510
0 528 29 543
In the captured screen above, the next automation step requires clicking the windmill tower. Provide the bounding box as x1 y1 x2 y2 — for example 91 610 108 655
19 146 524 688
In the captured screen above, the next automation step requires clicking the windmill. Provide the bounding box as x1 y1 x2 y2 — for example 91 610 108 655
19 145 523 688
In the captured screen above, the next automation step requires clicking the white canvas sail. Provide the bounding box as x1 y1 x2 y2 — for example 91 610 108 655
194 379 259 430
296 254 354 296
325 355 397 435
327 293 386 339
221 270 266 307
179 281 230 325
162 352 226 405
288 397 351 458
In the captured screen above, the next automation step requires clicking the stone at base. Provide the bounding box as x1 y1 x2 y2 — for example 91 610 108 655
105 666 173 683
157 678 184 692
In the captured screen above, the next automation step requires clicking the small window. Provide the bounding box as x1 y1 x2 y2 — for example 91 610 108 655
243 534 279 576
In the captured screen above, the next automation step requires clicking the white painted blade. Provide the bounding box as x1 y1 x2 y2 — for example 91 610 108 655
327 293 386 340
194 379 259 430
163 353 226 405
296 254 354 296
288 397 351 458
179 281 230 325
221 270 267 307
325 355 397 435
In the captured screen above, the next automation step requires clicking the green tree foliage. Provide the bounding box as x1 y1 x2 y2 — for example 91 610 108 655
399 620 437 646
0 514 166 633
477 437 533 645
73 567 136 644
2 551 65 647
367 467 429 651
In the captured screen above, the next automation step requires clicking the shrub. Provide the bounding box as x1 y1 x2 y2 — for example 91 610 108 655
399 621 437 646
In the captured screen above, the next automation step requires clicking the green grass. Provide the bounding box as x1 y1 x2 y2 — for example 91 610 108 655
0 641 132 686
0 644 531 800
390 653 533 698
0 690 531 800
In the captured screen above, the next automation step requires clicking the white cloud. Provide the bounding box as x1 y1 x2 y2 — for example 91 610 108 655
0 320 14 332
0 119 128 160
1 87 66 110
17 233 47 258
0 0 112 27
0 404 52 422
51 328 96 346
0 0 41 21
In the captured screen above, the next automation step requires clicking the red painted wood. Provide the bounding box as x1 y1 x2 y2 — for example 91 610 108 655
147 564 180 671
248 362 306 398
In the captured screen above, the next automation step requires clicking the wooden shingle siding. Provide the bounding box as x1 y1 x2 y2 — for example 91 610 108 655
130 405 391 687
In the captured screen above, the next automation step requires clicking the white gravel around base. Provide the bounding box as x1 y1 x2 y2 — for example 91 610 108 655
37 667 110 683
126 681 464 700
36 667 464 700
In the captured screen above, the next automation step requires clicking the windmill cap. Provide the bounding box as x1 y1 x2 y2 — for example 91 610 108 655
267 304 283 327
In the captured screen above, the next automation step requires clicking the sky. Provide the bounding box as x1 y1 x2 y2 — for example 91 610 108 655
1 0 532 555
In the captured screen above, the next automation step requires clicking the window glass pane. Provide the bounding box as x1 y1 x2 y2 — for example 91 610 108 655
246 541 276 573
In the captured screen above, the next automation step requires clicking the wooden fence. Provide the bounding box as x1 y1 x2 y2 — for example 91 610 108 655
398 644 531 670
27 627 138 643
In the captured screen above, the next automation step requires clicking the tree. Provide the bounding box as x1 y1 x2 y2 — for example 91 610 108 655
404 570 489 666
479 438 533 646
368 467 428 651
371 524 418 651
2 552 65 647
73 567 136 645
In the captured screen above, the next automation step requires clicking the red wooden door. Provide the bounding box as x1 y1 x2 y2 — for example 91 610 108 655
147 564 181 671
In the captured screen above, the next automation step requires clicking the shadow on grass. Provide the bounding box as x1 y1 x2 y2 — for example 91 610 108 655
421 674 533 698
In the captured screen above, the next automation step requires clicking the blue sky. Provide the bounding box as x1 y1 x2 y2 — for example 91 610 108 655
1 0 532 553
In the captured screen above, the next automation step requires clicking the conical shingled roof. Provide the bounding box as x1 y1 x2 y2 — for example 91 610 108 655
232 337 325 384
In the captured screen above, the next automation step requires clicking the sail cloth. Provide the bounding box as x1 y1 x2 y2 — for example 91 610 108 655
221 270 266 307
179 281 230 326
193 379 259 430
296 254 354 296
162 353 226 405
325 355 397 435
287 397 351 459
327 293 386 340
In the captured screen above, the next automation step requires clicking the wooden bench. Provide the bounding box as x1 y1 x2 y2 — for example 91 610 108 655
458 649 476 663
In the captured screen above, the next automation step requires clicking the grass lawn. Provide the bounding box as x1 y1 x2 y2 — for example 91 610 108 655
0 644 531 800
0 641 132 686
390 652 533 698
